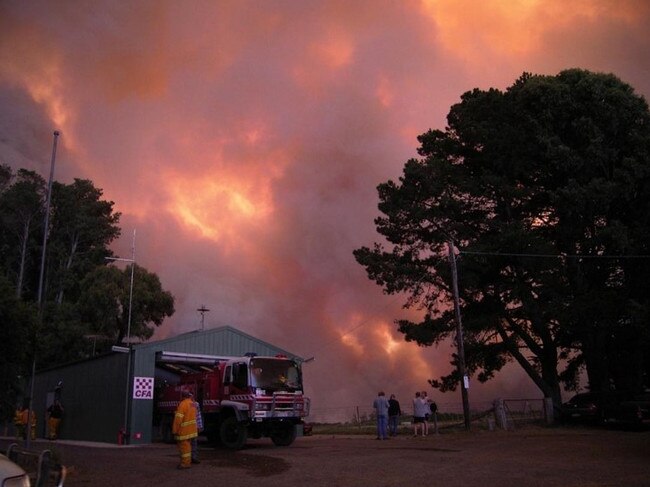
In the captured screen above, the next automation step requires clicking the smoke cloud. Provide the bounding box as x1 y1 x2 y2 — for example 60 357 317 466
1 0 649 420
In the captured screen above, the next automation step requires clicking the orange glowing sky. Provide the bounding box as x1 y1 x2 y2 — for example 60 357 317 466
2 0 649 420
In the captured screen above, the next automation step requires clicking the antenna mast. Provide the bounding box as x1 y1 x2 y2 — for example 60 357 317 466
197 305 210 330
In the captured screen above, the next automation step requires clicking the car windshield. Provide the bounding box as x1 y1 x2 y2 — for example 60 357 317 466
250 358 302 392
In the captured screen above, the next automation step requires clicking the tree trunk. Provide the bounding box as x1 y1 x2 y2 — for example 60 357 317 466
495 324 562 410
581 324 610 392
55 235 78 305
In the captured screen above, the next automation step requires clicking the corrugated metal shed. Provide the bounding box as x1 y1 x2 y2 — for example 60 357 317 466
32 353 128 444
33 326 300 445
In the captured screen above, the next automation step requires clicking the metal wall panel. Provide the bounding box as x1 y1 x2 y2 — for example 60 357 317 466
33 353 127 444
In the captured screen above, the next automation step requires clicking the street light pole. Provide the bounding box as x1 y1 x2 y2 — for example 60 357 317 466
106 229 136 444
26 130 60 449
126 230 135 345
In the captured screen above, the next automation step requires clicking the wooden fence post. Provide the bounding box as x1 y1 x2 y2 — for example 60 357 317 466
493 398 508 429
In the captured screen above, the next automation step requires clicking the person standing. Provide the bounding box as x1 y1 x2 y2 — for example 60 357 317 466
190 395 203 464
13 406 25 440
47 399 64 440
412 391 426 437
429 398 439 434
372 391 390 440
388 394 401 437
422 391 432 436
20 404 36 440
172 390 198 469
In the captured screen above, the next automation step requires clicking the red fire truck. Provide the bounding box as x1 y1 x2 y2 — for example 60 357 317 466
156 353 310 449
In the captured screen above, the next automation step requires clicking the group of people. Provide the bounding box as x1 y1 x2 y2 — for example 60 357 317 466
412 390 437 437
372 390 438 440
172 389 204 469
371 392 402 439
13 389 202 470
13 398 65 441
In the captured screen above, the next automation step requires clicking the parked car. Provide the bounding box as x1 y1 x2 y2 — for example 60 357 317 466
561 391 650 427
616 392 650 426
0 453 30 487
560 392 606 423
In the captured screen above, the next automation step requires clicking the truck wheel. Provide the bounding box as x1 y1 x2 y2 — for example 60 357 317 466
271 423 296 447
206 427 221 445
220 416 247 450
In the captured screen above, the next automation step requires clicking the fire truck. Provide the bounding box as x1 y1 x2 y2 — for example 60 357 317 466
156 353 310 449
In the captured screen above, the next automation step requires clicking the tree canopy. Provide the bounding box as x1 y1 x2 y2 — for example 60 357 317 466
0 165 176 419
0 169 45 299
48 178 122 305
354 69 650 408
77 264 175 345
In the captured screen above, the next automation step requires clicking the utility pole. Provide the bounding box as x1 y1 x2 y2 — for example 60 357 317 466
448 241 471 431
106 229 136 444
26 130 60 449
197 305 210 331
36 131 60 307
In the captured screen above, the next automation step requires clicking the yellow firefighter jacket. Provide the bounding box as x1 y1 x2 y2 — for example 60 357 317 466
172 397 198 441
20 409 36 426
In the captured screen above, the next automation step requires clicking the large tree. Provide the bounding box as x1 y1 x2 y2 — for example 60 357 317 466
354 69 650 409
0 168 45 298
0 169 176 369
47 178 121 305
77 264 175 348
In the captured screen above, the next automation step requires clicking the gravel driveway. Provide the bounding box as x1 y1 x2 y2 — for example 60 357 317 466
3 426 649 486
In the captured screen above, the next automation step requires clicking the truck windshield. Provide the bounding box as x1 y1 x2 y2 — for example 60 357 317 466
250 358 302 392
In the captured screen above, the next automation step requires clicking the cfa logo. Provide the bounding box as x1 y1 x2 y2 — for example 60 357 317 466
133 377 154 400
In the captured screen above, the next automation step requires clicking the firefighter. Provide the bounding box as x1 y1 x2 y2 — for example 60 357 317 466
20 405 37 440
47 399 64 440
14 406 25 440
172 390 198 469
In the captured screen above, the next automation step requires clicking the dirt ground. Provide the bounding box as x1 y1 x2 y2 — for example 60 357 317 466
3 425 650 486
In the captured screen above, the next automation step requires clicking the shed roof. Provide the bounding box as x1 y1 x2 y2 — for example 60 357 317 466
134 325 300 359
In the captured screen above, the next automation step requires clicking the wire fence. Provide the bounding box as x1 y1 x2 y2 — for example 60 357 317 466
308 398 547 429
502 398 546 427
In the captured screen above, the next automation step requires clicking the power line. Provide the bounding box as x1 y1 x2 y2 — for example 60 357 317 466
459 250 650 259
319 248 648 353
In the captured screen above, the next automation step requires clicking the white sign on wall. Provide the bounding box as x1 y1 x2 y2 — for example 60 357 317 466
133 376 154 400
